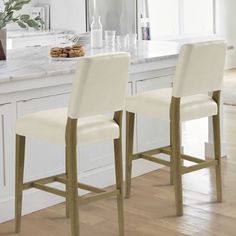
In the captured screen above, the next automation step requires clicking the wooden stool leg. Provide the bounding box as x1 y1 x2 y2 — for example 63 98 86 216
114 138 125 236
125 112 135 198
170 122 174 185
65 155 70 218
66 144 80 236
66 118 79 236
171 97 183 216
213 113 222 202
15 134 26 233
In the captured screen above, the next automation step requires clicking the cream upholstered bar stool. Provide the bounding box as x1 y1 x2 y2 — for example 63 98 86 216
125 41 226 216
15 53 130 236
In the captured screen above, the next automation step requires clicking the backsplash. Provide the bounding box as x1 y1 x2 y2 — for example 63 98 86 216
1 0 86 34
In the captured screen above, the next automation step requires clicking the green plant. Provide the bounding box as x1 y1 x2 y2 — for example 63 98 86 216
0 0 43 30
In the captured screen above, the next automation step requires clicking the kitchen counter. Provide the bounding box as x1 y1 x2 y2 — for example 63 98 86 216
0 41 179 85
0 40 180 223
0 39 219 223
7 29 73 39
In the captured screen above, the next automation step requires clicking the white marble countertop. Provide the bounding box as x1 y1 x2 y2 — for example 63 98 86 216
0 41 180 84
7 29 73 38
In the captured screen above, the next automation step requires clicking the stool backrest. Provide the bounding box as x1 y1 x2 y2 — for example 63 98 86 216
172 41 226 97
68 53 130 119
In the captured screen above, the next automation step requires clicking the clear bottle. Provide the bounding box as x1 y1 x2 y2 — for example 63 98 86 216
140 15 151 40
90 16 103 49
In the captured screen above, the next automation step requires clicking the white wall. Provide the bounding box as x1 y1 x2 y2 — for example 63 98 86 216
2 0 86 34
217 0 236 68
39 0 86 33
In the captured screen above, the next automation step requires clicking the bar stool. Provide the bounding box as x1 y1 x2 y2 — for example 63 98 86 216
125 41 226 216
15 53 130 236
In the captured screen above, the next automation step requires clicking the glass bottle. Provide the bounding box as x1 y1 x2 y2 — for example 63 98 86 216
140 15 151 40
90 16 103 49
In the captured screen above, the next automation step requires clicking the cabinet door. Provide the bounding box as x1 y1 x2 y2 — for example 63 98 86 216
80 82 133 172
0 103 14 202
17 94 70 181
135 75 172 152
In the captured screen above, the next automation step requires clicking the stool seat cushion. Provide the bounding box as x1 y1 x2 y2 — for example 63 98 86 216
16 108 120 144
126 88 218 121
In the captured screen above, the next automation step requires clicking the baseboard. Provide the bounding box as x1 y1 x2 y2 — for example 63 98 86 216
204 141 227 158
0 160 161 223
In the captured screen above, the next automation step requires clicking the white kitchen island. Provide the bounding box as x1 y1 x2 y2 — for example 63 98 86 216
0 40 183 222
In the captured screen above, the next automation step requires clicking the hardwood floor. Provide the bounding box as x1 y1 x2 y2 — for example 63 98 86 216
1 73 236 235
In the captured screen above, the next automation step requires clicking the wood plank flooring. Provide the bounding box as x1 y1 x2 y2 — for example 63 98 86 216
1 71 236 235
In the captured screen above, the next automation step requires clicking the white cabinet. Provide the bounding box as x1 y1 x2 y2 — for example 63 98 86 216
0 57 177 223
80 82 133 172
135 75 173 152
0 103 14 203
17 93 70 181
15 86 135 178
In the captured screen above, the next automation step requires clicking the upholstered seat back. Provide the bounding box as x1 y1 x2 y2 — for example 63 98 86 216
172 41 227 98
68 53 130 119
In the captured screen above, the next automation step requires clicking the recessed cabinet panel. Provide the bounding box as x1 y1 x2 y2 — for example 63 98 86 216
0 114 5 196
81 82 133 172
136 75 172 152
17 94 70 181
0 104 14 201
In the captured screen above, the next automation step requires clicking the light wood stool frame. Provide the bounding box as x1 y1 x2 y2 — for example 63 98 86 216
125 91 222 216
15 111 125 236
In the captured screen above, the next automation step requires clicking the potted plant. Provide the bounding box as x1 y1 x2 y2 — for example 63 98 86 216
0 0 43 60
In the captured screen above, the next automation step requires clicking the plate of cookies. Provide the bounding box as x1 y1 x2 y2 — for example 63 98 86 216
50 44 85 60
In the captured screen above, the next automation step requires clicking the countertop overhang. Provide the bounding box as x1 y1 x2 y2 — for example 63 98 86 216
0 41 180 84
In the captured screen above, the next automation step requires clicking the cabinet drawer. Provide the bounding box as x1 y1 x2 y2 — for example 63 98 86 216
17 93 70 117
136 75 173 93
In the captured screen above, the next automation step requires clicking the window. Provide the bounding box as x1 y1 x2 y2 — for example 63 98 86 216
183 0 214 35
140 0 215 40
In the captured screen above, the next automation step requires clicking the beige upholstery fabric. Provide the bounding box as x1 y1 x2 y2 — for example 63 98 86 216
68 53 130 119
16 53 130 144
126 41 226 121
16 108 119 144
126 88 218 121
173 41 226 97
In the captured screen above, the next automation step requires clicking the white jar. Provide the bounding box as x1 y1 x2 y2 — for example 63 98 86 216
90 16 103 49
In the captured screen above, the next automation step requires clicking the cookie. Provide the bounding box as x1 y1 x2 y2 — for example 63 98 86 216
72 44 82 50
50 44 84 58
59 53 69 58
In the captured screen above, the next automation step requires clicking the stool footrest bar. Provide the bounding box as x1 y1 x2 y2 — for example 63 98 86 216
181 154 206 164
182 160 217 174
161 147 206 164
141 154 171 167
23 173 66 190
33 182 66 197
28 180 119 205
132 146 171 160
79 189 120 206
161 146 172 155
56 176 106 193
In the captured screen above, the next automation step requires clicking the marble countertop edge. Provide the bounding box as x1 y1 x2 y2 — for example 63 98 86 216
0 41 180 84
